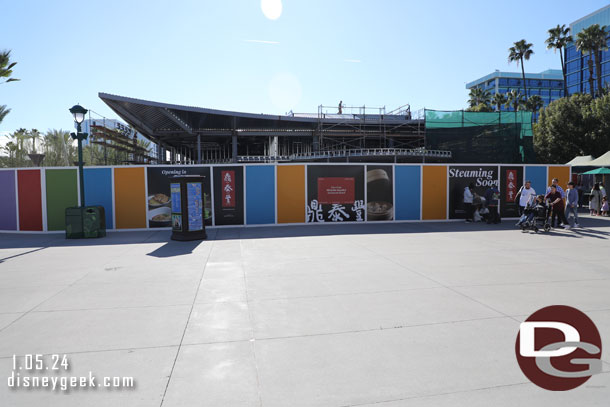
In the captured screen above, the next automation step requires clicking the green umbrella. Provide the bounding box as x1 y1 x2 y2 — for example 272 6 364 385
582 167 610 175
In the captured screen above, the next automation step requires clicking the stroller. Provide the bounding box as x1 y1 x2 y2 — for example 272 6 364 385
519 195 552 233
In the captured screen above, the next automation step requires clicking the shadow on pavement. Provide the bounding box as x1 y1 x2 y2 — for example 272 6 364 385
146 240 204 258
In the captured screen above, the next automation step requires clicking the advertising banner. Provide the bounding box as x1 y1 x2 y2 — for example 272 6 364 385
170 183 182 231
306 165 365 222
146 166 212 228
187 182 204 231
366 165 394 221
213 166 244 225
448 166 498 219
500 166 523 218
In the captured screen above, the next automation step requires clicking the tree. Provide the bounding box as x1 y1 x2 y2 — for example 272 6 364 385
526 95 544 113
533 93 610 163
0 50 19 85
0 105 9 123
491 93 507 111
575 26 598 97
508 40 534 98
467 87 491 107
43 129 75 166
0 50 20 125
589 24 609 97
506 90 524 111
466 103 494 112
546 24 572 97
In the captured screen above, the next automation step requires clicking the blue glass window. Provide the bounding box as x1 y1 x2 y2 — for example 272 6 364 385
568 85 579 95
566 60 580 72
567 73 579 85
566 46 580 61
498 78 508 86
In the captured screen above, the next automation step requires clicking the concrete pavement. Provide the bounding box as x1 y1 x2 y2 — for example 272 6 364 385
1 216 610 406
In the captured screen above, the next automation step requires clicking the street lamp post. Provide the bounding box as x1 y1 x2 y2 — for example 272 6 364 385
69 104 88 208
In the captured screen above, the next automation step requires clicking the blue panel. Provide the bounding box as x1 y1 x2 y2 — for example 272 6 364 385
246 166 275 225
84 168 114 229
525 166 547 197
394 166 421 220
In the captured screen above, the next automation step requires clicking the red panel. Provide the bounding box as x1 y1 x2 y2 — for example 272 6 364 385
221 170 236 208
18 169 43 231
317 177 355 204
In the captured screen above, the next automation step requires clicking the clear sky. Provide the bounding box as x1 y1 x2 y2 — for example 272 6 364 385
1 0 609 136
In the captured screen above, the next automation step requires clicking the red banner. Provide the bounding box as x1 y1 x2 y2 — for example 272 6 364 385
317 177 355 204
221 170 235 208
506 170 517 203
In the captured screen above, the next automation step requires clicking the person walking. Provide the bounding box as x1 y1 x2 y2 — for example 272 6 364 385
590 183 603 216
545 185 569 229
565 181 580 228
546 178 566 198
463 183 474 222
515 180 536 215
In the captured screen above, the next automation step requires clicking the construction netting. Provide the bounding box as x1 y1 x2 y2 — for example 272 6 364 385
425 110 535 163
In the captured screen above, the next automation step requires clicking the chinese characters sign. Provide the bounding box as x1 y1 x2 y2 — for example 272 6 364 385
221 170 235 208
213 167 244 225
505 170 517 203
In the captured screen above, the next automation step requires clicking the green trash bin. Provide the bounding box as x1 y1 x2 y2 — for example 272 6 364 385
65 206 106 239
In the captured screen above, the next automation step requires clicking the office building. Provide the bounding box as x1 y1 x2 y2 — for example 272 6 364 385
565 5 610 95
466 69 564 110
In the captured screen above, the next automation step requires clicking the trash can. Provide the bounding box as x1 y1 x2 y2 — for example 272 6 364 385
65 206 106 239
170 176 207 241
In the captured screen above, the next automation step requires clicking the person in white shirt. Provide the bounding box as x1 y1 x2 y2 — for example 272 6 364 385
463 183 474 222
515 180 536 215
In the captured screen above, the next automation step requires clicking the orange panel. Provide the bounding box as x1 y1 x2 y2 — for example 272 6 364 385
548 166 571 190
422 165 447 220
277 165 305 223
114 167 146 229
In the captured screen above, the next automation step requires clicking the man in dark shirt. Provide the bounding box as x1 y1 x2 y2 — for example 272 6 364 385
484 185 501 224
545 185 569 229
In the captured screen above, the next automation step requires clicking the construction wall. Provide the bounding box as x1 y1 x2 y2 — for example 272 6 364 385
0 163 570 232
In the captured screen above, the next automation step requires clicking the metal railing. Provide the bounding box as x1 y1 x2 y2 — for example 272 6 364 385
237 148 451 162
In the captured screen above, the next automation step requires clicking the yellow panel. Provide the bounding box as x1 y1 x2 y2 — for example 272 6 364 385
277 165 305 223
548 166 571 190
114 167 146 229
422 165 447 220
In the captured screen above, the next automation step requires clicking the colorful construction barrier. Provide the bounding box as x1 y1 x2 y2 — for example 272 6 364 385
0 164 570 232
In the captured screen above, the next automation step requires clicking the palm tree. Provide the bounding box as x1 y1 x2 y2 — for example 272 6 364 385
491 93 507 111
468 87 491 107
508 40 534 98
44 129 74 166
546 24 572 97
0 105 9 124
506 90 524 111
575 27 597 97
0 50 19 85
525 95 544 113
0 50 20 125
589 24 609 97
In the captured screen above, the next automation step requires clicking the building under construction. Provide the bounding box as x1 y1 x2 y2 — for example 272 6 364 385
99 93 534 165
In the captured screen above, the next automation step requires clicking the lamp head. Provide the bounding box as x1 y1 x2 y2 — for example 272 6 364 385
69 104 88 124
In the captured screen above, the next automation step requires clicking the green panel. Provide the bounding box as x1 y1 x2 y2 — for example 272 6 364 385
425 109 533 137
46 169 78 231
